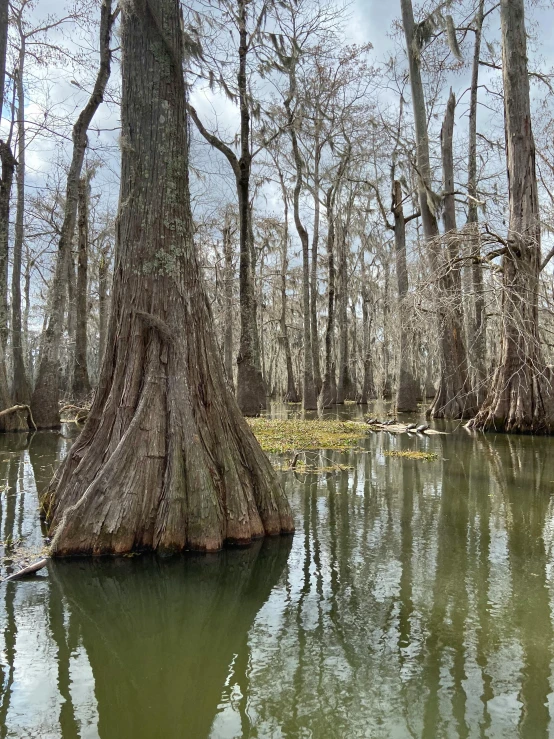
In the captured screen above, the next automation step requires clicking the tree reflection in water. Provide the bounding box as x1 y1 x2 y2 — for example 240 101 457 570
0 423 554 737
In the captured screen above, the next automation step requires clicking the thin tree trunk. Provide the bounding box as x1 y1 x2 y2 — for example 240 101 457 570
44 0 294 555
275 166 299 402
401 0 474 419
428 92 476 418
64 239 77 395
284 76 317 411
72 175 91 399
23 248 31 371
468 0 554 432
336 211 354 402
319 188 337 408
0 142 15 350
12 49 30 404
349 300 358 397
467 0 487 405
222 209 235 391
359 275 376 405
393 180 418 412
310 141 322 394
0 0 9 349
31 0 116 428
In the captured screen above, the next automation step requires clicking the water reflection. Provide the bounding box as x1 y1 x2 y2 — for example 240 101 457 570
0 416 554 737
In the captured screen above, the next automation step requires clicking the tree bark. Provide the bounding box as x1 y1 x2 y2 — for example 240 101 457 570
336 210 355 402
310 139 322 394
275 166 299 403
31 0 116 428
393 180 418 412
44 0 294 555
427 91 476 419
284 72 317 411
71 176 91 399
401 0 475 419
319 188 337 407
222 209 235 391
468 0 554 432
186 1 266 417
0 142 15 350
467 0 487 405
98 245 110 368
12 49 31 404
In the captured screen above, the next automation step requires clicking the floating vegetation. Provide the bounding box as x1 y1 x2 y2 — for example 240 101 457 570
384 450 438 461
248 418 368 454
277 459 355 474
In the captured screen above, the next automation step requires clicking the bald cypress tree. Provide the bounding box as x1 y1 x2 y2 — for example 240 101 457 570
468 0 554 432
44 0 294 554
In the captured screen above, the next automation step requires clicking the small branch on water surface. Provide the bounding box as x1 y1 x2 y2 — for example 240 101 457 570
0 404 37 430
290 452 300 469
2 558 48 582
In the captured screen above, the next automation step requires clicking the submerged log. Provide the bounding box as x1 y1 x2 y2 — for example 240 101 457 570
0 403 36 432
365 419 446 435
3 558 48 582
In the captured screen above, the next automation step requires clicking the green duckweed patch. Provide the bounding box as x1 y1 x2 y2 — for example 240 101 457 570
247 418 368 454
384 450 438 461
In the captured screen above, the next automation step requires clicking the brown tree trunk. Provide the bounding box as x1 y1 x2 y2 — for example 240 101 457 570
401 0 475 419
428 92 476 419
187 2 265 417
71 176 91 400
393 181 418 413
0 142 15 350
319 188 337 408
275 166 299 403
0 0 11 350
98 245 110 368
468 0 554 432
222 209 235 391
12 51 31 404
31 0 116 428
44 0 294 556
284 75 317 411
64 240 77 395
359 278 376 405
336 212 355 402
467 0 487 405
310 143 322 394
350 300 358 396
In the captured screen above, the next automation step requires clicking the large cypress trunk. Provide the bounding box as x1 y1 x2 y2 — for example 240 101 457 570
44 0 294 555
468 0 554 432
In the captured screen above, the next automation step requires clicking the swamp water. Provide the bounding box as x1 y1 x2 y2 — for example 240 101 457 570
0 406 553 737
